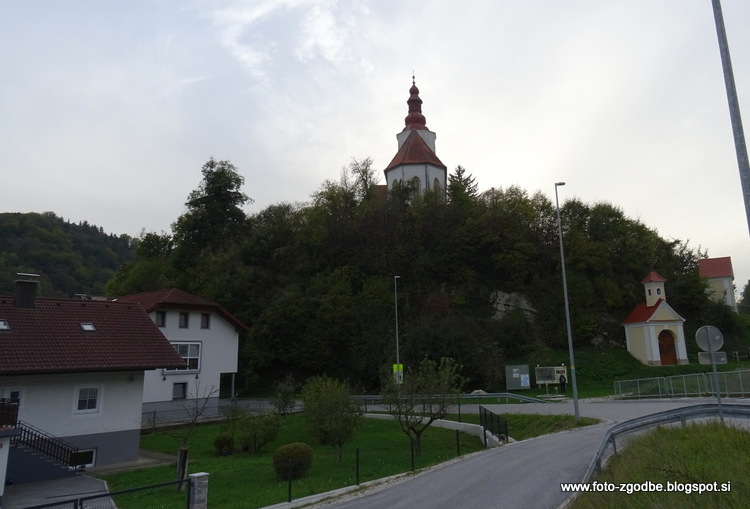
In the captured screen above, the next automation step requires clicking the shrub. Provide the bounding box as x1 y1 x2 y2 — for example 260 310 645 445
272 442 314 480
213 433 234 454
271 374 299 416
302 375 362 461
239 413 282 453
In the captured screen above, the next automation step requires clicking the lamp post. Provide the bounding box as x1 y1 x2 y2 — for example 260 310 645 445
394 275 401 382
555 182 580 423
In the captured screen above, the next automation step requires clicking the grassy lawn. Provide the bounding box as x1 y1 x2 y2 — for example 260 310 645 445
572 422 750 509
101 415 484 509
445 413 599 441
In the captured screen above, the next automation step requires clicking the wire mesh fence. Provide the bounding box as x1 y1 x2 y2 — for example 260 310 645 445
614 370 750 398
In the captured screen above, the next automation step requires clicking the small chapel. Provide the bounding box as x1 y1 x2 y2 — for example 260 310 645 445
622 271 689 366
383 78 447 198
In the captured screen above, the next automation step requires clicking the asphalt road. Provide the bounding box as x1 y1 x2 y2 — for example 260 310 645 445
312 397 747 509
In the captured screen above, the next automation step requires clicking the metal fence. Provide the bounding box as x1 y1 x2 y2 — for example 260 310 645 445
24 478 191 509
478 405 508 447
613 370 750 399
141 398 296 427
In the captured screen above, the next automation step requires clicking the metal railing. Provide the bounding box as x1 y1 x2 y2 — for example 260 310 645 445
478 406 508 447
24 478 191 509
582 403 750 483
614 370 750 399
12 420 81 467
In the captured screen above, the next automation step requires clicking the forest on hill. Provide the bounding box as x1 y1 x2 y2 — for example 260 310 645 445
102 158 737 392
0 211 134 297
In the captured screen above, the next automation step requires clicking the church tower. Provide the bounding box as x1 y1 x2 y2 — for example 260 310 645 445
384 77 447 197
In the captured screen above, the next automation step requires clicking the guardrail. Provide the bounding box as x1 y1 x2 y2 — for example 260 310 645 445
614 370 750 399
582 403 750 483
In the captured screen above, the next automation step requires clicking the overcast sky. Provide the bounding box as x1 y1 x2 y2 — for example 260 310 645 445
2 1 749 298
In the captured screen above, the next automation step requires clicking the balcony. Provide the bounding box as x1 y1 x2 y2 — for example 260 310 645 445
0 398 19 428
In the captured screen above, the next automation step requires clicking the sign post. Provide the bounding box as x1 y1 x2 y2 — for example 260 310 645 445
695 325 725 423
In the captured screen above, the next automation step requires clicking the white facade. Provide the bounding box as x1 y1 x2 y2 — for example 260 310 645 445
142 308 239 407
387 163 447 196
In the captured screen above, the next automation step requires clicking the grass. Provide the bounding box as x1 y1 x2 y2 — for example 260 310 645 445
446 413 599 441
101 414 485 509
572 422 750 509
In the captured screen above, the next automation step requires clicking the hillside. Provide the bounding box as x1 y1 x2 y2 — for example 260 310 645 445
0 212 134 297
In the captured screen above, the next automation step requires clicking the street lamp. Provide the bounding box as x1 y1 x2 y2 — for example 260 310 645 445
394 276 401 381
555 182 580 423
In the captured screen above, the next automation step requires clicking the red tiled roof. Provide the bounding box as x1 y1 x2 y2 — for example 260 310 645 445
698 257 734 279
0 298 186 375
116 288 249 332
622 299 685 324
384 130 446 171
641 271 666 284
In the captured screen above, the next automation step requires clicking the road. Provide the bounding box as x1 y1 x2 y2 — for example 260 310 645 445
311 397 746 509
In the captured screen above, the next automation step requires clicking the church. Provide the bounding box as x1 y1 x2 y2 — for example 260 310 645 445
383 78 447 198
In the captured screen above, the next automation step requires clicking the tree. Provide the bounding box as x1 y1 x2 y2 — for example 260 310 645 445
172 158 251 263
382 357 465 455
447 165 478 204
302 375 362 461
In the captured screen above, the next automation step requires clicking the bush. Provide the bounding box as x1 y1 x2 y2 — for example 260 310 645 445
213 433 234 454
272 442 314 480
239 413 282 453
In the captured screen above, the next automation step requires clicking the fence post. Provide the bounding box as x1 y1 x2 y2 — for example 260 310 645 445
356 447 360 485
188 472 209 509
455 429 460 456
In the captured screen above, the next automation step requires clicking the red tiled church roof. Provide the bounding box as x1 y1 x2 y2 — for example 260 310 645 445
384 130 446 171
641 271 666 284
698 257 734 279
116 288 249 332
622 300 663 324
0 298 186 375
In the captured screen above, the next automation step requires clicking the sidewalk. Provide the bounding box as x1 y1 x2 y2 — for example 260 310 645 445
2 449 175 509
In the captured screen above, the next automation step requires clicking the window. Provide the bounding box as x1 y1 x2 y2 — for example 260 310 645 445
155 311 166 327
70 449 96 469
171 342 201 371
0 319 9 330
76 387 100 413
80 322 96 331
179 312 189 328
0 389 21 405
657 288 662 296
201 313 210 329
172 382 187 400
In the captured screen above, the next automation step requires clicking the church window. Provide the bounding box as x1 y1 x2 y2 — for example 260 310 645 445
410 177 421 194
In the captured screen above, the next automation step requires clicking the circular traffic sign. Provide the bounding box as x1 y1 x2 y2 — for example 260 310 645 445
695 325 724 352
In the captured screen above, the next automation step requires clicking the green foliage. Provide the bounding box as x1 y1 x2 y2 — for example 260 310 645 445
239 413 282 453
271 373 299 416
0 212 134 297
212 433 234 454
302 375 362 461
272 442 314 480
382 357 465 455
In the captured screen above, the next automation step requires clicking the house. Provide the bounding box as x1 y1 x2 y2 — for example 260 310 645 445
0 275 186 485
622 272 688 366
698 256 737 312
383 77 448 198
116 289 249 421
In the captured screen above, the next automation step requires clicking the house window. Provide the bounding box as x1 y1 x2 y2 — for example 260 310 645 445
179 312 189 328
0 319 9 330
171 342 200 371
70 449 96 469
80 322 96 331
201 313 210 329
155 311 166 327
172 382 187 400
76 387 100 413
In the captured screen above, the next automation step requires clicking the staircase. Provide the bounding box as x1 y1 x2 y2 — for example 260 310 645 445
8 421 82 484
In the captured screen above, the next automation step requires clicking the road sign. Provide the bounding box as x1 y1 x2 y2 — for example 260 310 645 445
698 351 727 365
696 325 724 352
393 363 403 384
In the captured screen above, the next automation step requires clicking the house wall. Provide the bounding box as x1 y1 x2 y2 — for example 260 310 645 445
707 277 737 310
143 309 239 406
0 371 144 466
625 326 648 364
386 163 447 196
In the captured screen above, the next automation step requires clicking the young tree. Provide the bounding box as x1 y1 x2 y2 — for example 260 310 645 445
302 375 362 461
447 165 478 204
382 357 465 456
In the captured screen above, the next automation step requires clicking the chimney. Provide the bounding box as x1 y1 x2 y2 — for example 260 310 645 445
15 273 39 309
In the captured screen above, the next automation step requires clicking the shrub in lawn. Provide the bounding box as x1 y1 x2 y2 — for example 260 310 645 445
213 433 234 455
239 413 282 453
272 442 314 480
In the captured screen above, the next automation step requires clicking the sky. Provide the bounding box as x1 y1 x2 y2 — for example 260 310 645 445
1 0 749 299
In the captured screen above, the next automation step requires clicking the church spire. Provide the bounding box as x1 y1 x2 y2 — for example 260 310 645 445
403 75 427 131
